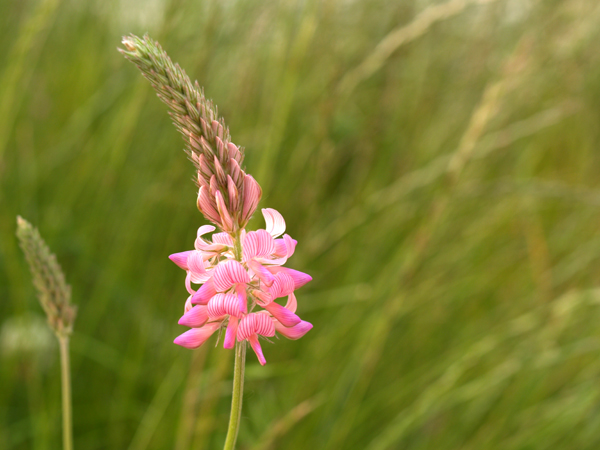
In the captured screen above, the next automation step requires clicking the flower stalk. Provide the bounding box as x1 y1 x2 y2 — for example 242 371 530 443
16 216 76 450
223 341 246 450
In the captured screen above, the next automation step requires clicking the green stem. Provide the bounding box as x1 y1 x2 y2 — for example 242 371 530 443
222 340 246 450
58 335 73 450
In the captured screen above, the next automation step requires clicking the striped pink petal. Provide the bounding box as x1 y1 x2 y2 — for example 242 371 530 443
262 208 286 238
284 293 298 314
238 313 276 340
242 175 262 222
275 320 313 340
184 296 194 313
265 302 301 327
236 284 248 314
223 316 239 349
269 272 295 299
196 225 216 238
243 230 275 260
191 278 216 304
197 186 221 224
227 175 240 212
207 293 242 318
174 322 220 349
179 305 209 327
212 232 234 246
213 260 250 292
169 251 192 270
247 259 275 287
247 334 266 365
185 272 195 295
190 269 212 284
266 267 312 289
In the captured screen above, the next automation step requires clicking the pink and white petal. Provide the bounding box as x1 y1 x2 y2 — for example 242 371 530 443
247 259 275 287
243 230 276 261
184 296 194 313
213 260 250 292
269 272 296 299
169 251 192 270
284 293 298 314
262 208 286 238
252 289 271 306
223 316 239 349
282 235 297 258
275 320 313 340
174 322 221 349
187 251 206 275
190 270 212 284
185 272 196 295
207 293 241 318
265 302 301 327
247 334 267 366
179 305 209 327
242 175 262 222
266 267 312 289
256 255 288 267
196 225 216 238
238 313 275 341
197 186 221 225
191 279 216 305
195 239 229 252
212 232 234 246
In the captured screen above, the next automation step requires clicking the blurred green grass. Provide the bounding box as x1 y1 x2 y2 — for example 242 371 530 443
2 0 600 449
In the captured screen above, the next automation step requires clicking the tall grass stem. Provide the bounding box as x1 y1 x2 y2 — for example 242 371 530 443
58 335 73 450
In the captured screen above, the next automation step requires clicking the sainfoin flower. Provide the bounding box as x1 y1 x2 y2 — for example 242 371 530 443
170 208 312 365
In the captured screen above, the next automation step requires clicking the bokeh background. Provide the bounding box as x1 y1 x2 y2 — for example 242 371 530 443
2 0 600 448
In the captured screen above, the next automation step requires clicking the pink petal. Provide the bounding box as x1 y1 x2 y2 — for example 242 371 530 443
223 316 239 349
238 313 276 340
275 320 313 340
174 322 220 349
266 267 312 289
243 230 276 261
191 279 216 304
207 293 242 318
212 232 234 246
247 259 275 287
215 190 234 232
197 186 221 225
242 175 262 222
252 289 271 306
227 175 239 212
262 208 286 238
196 225 216 238
169 251 192 270
269 272 295 299
236 284 248 314
247 334 267 366
284 293 298 314
213 260 250 292
187 251 206 274
282 235 297 257
179 305 209 327
265 302 301 327
184 296 194 313
185 272 195 295
190 269 212 284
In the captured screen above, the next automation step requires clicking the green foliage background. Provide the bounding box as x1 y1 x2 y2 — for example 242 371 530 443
2 0 600 449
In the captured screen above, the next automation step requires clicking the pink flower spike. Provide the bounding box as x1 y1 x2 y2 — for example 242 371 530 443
265 302 301 327
213 260 250 292
247 259 275 287
262 208 286 238
267 266 312 289
223 316 239 349
169 251 192 270
242 174 262 222
236 284 248 314
275 320 313 340
243 230 276 261
179 305 209 327
192 278 216 304
247 334 267 366
174 322 221 349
